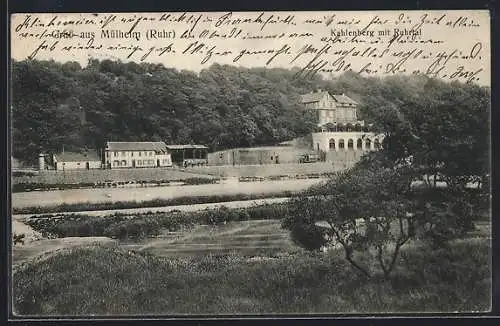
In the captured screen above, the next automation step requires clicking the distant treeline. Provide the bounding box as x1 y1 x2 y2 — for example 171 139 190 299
11 59 490 166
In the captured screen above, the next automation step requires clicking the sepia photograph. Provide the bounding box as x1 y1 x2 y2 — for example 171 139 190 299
9 9 492 316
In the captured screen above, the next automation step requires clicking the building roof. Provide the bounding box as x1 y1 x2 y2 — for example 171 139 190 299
106 141 168 152
300 91 329 104
300 91 358 106
54 151 101 162
166 145 209 150
332 94 358 105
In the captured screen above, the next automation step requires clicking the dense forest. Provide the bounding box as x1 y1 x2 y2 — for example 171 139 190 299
11 59 490 166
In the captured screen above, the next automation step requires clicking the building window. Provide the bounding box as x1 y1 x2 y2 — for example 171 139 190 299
339 139 345 149
113 160 119 166
122 151 126 156
138 160 142 166
77 162 80 165
374 139 381 149
106 152 109 158
121 160 127 166
348 139 354 149
149 152 153 157
365 139 372 150
139 152 141 157
131 152 134 157
329 139 335 149
113 152 118 157
357 139 363 149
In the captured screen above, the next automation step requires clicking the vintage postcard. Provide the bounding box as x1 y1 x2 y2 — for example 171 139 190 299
10 10 491 316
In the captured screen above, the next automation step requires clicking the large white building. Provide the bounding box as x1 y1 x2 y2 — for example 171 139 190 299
104 141 172 169
300 90 384 154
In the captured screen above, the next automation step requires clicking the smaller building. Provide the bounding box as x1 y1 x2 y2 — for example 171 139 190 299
53 152 102 170
208 146 317 166
167 145 209 167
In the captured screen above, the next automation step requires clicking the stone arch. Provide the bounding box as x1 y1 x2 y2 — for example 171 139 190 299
329 138 336 150
347 139 354 149
357 138 363 149
365 138 371 150
338 139 345 150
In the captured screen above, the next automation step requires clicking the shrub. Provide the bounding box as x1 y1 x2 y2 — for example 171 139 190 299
104 218 161 240
281 197 328 251
283 158 416 279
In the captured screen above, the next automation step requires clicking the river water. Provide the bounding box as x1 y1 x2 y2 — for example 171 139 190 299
12 178 326 209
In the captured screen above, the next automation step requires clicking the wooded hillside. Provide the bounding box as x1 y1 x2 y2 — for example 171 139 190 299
11 59 490 166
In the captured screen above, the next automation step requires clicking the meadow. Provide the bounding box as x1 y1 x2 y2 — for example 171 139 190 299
12 224 491 315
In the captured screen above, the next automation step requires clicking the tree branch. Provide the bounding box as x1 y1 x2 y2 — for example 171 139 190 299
331 225 371 278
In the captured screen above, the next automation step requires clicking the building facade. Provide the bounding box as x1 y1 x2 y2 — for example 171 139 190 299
53 152 102 170
301 90 384 157
311 132 384 153
300 90 361 127
104 141 172 169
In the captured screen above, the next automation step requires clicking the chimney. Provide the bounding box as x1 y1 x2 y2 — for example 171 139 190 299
39 153 45 171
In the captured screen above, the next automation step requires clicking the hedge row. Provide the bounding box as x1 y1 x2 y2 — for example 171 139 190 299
24 203 290 240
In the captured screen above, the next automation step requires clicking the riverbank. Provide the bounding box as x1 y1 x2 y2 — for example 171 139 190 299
13 197 292 219
12 178 325 210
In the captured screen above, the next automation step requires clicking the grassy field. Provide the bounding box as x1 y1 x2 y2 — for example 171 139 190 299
12 220 491 315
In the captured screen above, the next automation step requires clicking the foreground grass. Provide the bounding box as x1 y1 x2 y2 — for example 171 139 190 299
12 237 491 315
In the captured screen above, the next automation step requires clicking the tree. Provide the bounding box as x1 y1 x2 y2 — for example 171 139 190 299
11 59 320 163
283 154 416 279
283 76 490 266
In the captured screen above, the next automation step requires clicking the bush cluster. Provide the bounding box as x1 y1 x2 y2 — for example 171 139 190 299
25 204 289 241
